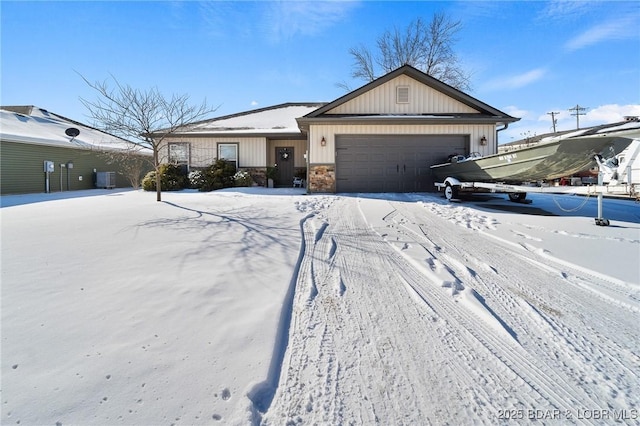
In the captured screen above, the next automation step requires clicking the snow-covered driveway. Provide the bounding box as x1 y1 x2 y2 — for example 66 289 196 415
263 194 639 425
2 189 638 425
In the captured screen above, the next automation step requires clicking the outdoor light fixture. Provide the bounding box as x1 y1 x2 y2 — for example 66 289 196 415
321 137 326 146
480 135 487 145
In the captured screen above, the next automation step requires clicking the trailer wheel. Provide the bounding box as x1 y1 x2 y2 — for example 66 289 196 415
445 183 458 200
508 192 527 202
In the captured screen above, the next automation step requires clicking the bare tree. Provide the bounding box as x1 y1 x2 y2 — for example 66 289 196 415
349 44 376 82
346 13 471 91
98 147 148 189
80 74 214 201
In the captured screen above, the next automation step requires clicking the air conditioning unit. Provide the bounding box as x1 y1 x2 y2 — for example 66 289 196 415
96 171 116 189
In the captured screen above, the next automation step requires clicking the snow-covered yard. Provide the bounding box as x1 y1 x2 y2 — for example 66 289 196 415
1 188 639 425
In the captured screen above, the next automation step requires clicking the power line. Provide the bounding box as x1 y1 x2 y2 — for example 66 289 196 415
547 111 560 133
568 104 588 129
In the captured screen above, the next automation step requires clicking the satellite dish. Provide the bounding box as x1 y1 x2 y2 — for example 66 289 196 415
65 127 80 138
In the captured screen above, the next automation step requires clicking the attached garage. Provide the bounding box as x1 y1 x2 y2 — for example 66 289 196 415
335 134 468 192
297 65 519 193
159 65 518 194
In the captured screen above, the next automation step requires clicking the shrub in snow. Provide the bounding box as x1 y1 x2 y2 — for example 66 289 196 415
141 164 189 192
192 159 236 192
234 171 253 187
188 170 203 189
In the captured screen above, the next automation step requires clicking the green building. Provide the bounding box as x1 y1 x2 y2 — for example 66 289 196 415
1 106 151 195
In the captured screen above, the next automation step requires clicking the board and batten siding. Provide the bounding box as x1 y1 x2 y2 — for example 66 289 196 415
161 136 267 168
327 75 478 115
307 124 496 164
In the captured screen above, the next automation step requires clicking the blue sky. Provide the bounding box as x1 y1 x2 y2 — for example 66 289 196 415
1 0 639 143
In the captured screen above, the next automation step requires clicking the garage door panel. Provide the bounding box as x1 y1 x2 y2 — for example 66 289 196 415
335 134 467 193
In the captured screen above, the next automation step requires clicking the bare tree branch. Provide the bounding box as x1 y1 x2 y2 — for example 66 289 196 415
348 44 377 81
79 73 216 201
335 80 353 92
343 13 471 92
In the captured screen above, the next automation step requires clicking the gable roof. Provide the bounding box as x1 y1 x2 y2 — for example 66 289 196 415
0 105 146 152
172 102 326 138
298 64 518 128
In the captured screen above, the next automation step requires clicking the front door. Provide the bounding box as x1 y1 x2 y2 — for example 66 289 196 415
275 147 294 187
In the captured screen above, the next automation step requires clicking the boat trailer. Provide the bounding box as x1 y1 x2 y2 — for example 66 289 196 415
434 177 636 227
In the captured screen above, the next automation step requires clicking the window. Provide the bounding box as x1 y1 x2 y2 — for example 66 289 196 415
168 143 190 165
218 143 238 169
396 86 409 104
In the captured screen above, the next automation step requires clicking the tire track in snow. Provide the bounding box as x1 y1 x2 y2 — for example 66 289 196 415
391 254 601 422
263 195 636 424
386 198 639 420
357 198 608 422
262 199 356 424
515 298 640 408
265 197 485 424
246 212 314 417
352 198 558 421
512 249 640 313
431 215 640 410
335 198 554 421
249 196 338 420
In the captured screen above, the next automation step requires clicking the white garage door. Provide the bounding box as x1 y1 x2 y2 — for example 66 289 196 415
335 135 468 192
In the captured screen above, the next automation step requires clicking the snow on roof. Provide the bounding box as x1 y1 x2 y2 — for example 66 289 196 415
184 103 325 134
0 106 149 153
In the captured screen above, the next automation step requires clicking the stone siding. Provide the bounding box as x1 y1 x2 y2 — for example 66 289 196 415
309 164 336 193
242 167 267 187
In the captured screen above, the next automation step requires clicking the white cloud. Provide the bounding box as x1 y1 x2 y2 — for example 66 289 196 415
564 15 640 51
535 105 640 127
197 1 359 43
503 105 529 119
503 104 640 142
584 104 640 124
537 0 595 21
265 1 360 42
198 1 246 38
484 68 547 91
250 100 259 107
455 1 504 20
555 104 640 130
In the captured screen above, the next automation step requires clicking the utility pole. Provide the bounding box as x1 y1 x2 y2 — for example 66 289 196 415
547 111 560 133
568 104 587 129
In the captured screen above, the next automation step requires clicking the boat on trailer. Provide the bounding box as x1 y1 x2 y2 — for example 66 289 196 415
430 134 634 184
430 121 640 226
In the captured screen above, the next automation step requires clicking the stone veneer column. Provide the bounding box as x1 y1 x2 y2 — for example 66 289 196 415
243 168 266 187
308 165 336 193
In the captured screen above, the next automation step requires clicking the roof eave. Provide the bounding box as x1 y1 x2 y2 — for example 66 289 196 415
297 115 520 127
168 130 306 139
1 135 152 154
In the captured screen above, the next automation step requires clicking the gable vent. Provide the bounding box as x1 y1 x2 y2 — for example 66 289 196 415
396 86 409 104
